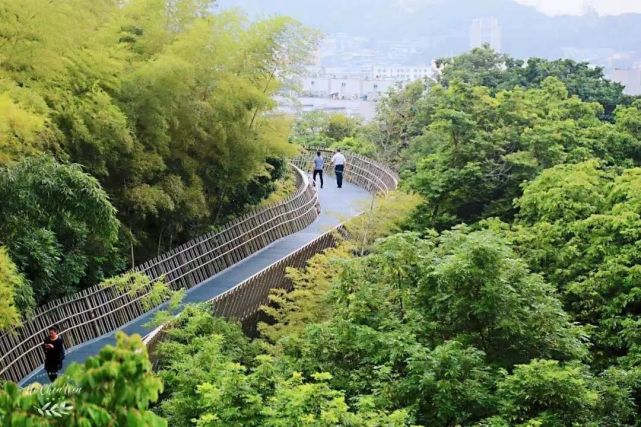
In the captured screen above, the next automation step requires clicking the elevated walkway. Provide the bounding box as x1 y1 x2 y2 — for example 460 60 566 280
20 175 371 385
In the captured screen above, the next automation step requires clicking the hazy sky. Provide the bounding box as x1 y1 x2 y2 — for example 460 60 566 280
514 0 641 16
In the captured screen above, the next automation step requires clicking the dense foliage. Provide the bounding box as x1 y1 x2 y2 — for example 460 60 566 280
0 0 316 310
0 333 166 426
291 111 376 156
331 47 641 424
271 47 641 424
0 157 121 307
436 46 631 120
154 192 421 426
4 4 641 424
510 161 641 371
406 78 641 229
366 50 641 230
153 223 640 425
155 305 412 426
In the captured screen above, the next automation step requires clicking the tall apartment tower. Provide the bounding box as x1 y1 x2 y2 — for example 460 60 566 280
470 17 502 52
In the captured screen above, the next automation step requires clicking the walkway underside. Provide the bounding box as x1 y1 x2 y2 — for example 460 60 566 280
21 175 371 386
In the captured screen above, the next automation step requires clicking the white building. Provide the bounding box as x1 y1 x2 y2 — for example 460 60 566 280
290 64 435 122
372 65 432 82
301 76 397 101
277 97 377 121
612 68 641 95
470 18 501 52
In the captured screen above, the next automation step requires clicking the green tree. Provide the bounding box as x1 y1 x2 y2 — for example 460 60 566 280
437 46 630 120
291 111 331 146
323 113 360 142
406 77 636 230
0 156 121 304
492 359 635 426
516 160 607 223
0 246 28 328
512 161 641 370
369 80 428 162
436 46 519 90
0 333 166 426
404 341 495 425
335 229 586 367
329 135 376 156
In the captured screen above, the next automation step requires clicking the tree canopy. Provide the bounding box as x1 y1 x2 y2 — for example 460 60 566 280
5 6 641 425
0 333 166 426
402 77 641 230
337 46 641 424
0 0 317 307
436 46 631 120
0 157 120 306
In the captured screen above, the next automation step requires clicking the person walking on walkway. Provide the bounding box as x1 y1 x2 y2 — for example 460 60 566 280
331 149 346 188
312 151 324 188
43 325 65 382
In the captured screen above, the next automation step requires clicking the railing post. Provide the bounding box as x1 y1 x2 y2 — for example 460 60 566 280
85 296 101 338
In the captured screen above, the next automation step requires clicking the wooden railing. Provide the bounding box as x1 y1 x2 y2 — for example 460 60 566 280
292 149 398 194
144 229 344 362
0 165 319 384
144 150 399 359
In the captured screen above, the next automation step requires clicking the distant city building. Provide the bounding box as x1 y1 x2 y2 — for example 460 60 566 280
300 64 433 103
470 18 501 52
372 65 432 82
277 97 378 121
286 64 435 121
301 76 398 101
612 68 641 95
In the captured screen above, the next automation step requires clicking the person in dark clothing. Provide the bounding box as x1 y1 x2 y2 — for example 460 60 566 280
312 151 324 188
43 325 65 382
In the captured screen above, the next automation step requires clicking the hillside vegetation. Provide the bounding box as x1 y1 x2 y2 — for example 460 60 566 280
4 11 641 425
0 0 316 313
142 46 641 425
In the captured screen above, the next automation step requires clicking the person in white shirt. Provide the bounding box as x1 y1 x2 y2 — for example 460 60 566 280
331 149 346 188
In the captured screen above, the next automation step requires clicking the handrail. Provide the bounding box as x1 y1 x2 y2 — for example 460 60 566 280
0 196 320 375
144 150 398 361
294 148 399 193
0 164 320 384
0 167 309 326
143 226 343 359
3 198 325 378
3 150 397 384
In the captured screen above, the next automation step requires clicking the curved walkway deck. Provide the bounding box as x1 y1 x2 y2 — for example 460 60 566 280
21 174 371 386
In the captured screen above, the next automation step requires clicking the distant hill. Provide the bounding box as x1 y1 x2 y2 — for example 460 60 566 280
217 0 641 64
